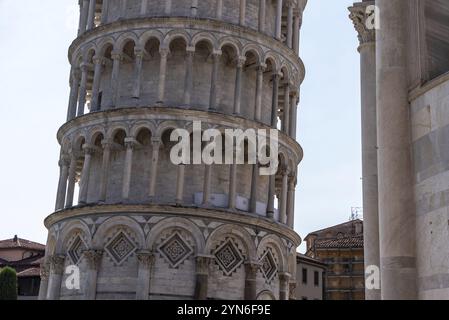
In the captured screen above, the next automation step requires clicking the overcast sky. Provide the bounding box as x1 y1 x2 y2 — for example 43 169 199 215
0 0 361 252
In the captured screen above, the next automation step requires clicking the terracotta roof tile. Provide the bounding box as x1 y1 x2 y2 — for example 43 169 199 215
17 267 41 278
0 237 45 251
314 235 364 249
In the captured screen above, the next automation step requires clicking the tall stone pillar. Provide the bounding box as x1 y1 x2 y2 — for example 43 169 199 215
67 68 81 121
176 164 186 204
349 0 380 300
83 250 103 300
110 52 122 108
149 138 161 199
244 262 260 300
376 0 416 300
275 0 284 40
203 165 212 206
99 140 111 202
279 169 289 224
194 256 213 300
233 57 245 115
78 0 89 35
286 175 295 228
157 48 169 104
228 163 237 209
239 0 246 26
271 73 280 128
255 64 266 121
122 138 136 201
90 56 104 111
133 47 144 99
183 47 195 106
136 251 155 300
293 9 301 55
100 0 109 24
279 272 291 300
38 262 50 300
209 51 222 110
86 0 96 30
259 0 266 32
286 1 294 48
77 63 89 117
47 255 66 300
250 164 259 213
282 84 290 134
78 145 94 205
55 157 70 211
65 154 77 208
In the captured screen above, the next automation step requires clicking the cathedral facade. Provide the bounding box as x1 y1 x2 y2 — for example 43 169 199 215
39 0 307 300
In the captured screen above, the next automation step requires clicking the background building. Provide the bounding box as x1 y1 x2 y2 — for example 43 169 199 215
40 0 308 300
0 236 45 299
349 0 449 299
305 220 365 300
296 253 326 300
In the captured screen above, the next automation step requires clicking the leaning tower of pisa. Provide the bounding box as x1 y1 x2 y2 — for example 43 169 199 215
39 0 307 300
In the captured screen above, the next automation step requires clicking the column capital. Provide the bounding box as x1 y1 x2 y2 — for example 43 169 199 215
80 62 93 72
92 56 106 65
212 50 223 58
111 51 122 61
136 250 155 268
159 47 170 57
40 261 50 280
101 139 113 149
237 56 247 68
82 144 96 155
245 261 261 279
59 156 71 168
257 63 267 72
279 271 291 282
83 249 103 270
348 2 376 46
196 255 214 275
50 255 66 275
124 137 137 149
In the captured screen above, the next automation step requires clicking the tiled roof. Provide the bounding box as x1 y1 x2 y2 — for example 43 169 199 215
17 267 41 278
0 237 45 251
314 235 364 249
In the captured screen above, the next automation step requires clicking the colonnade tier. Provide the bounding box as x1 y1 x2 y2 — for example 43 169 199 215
66 19 304 139
55 107 302 229
76 0 306 52
41 207 300 300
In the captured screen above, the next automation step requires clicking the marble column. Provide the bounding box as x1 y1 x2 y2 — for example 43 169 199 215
78 145 94 205
86 0 96 30
209 51 221 110
47 255 66 300
349 1 380 300
194 256 213 300
255 64 266 121
83 250 103 300
157 48 169 104
239 0 246 26
136 251 155 300
99 140 111 202
122 138 136 201
183 47 195 106
55 157 70 211
228 163 237 209
271 73 280 128
293 9 302 55
38 262 50 300
78 0 90 35
282 84 290 134
110 52 122 108
289 91 298 138
203 165 212 206
279 272 291 300
90 56 104 112
100 0 109 24
233 57 245 115
286 1 294 48
165 0 172 15
275 0 284 40
250 164 259 214
216 0 223 19
376 0 417 300
286 175 295 228
244 262 260 300
140 0 148 15
77 63 90 117
133 47 144 99
65 155 78 208
259 0 266 32
149 139 161 200
176 164 186 205
266 174 275 218
119 0 127 18
191 0 198 16
67 68 81 121
279 169 288 224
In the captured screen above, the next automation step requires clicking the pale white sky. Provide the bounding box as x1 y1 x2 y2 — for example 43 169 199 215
0 0 361 252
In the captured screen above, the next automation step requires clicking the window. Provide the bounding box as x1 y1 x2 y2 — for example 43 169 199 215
314 271 320 287
302 268 308 284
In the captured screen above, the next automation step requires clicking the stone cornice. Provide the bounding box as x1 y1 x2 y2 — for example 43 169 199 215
56 106 304 165
68 16 306 86
348 1 376 46
44 204 302 247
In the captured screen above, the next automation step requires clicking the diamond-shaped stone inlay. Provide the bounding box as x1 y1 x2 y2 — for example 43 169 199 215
215 239 244 276
261 251 277 282
67 236 85 265
105 231 137 265
158 233 193 268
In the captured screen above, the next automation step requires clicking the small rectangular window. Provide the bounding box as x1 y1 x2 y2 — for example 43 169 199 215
302 268 308 284
314 271 319 286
